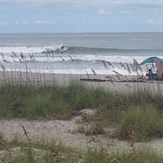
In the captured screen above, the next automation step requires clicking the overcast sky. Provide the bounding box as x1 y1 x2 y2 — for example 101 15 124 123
0 0 163 33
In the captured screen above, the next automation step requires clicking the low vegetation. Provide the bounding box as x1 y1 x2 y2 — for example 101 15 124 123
0 81 111 119
0 80 163 142
1 131 163 163
0 126 163 163
118 105 163 142
1 77 163 162
85 146 163 163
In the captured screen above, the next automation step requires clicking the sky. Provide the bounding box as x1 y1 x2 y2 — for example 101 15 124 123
0 0 163 33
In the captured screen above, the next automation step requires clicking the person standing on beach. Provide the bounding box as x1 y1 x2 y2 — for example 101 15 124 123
147 69 152 80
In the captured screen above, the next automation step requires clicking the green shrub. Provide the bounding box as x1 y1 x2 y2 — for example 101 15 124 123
85 147 163 163
118 105 163 142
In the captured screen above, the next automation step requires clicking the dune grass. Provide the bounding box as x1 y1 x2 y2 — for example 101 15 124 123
1 77 163 161
0 130 82 163
0 81 111 119
1 129 163 163
0 79 163 142
118 105 163 142
85 146 163 163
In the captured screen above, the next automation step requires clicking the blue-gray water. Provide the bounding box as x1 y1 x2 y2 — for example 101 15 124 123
0 33 163 75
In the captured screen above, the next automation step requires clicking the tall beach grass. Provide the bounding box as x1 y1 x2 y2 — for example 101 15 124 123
0 74 163 143
0 54 163 161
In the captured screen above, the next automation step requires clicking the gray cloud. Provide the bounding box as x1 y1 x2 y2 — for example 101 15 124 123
120 10 131 14
140 19 162 25
35 20 55 24
1 0 163 32
0 21 8 26
97 9 111 15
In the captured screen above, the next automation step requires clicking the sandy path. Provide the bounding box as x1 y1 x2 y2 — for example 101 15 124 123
0 118 85 147
1 117 163 153
0 117 130 150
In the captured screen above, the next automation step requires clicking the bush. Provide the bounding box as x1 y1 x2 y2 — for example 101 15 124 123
118 105 163 142
85 146 163 163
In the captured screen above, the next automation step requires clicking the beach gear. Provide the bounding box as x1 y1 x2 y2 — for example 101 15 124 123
154 60 163 80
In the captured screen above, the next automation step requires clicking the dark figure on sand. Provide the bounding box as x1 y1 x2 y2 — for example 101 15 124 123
146 69 152 80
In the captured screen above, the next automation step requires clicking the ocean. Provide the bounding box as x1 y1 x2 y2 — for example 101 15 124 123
0 32 163 75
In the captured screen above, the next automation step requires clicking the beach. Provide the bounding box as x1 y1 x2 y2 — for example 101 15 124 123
1 71 163 161
0 71 163 93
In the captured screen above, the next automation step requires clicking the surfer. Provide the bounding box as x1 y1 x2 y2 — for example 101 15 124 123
60 45 66 54
60 46 65 51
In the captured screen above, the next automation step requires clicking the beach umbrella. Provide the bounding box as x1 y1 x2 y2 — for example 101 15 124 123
140 57 163 65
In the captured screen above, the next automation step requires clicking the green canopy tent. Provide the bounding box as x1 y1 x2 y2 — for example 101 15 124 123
140 57 163 80
140 57 163 65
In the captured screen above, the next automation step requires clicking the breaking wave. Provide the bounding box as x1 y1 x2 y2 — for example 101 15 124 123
0 45 163 55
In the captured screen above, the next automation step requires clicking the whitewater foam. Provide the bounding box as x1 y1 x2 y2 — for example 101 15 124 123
0 33 163 75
